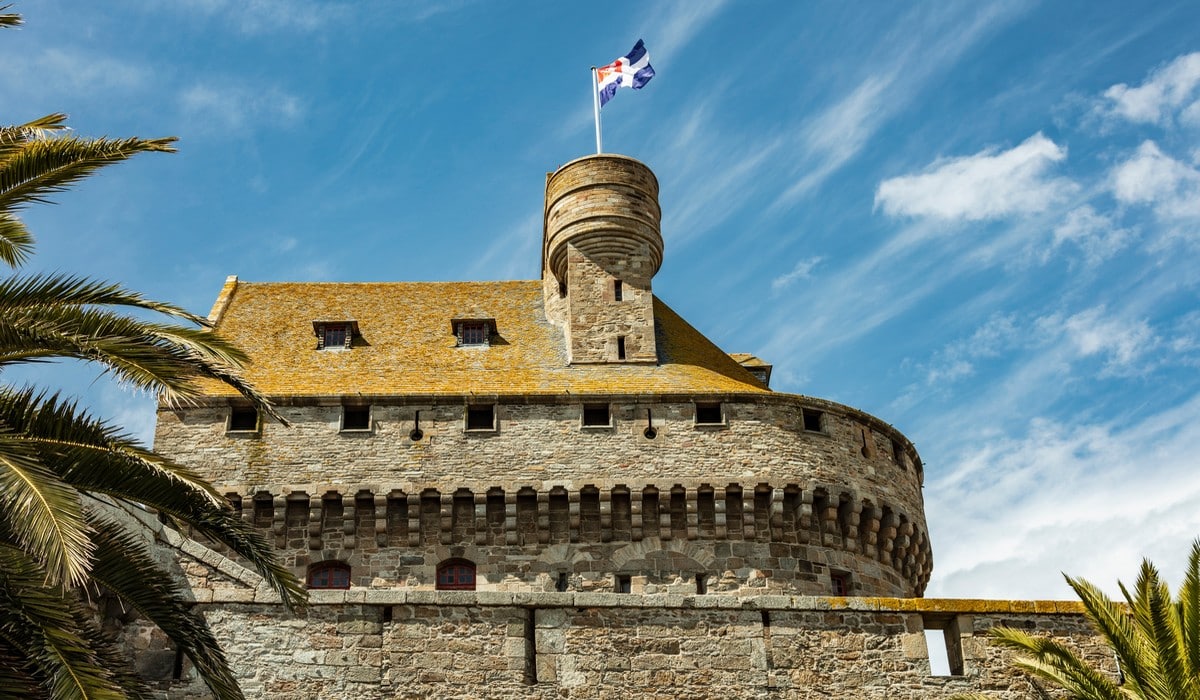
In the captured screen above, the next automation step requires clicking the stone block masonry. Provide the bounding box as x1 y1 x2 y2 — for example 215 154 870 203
151 592 1111 699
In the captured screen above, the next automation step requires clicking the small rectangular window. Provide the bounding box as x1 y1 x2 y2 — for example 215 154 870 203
460 322 489 346
695 574 707 595
582 404 611 428
616 575 632 593
323 324 347 349
617 336 626 360
695 402 723 425
614 280 623 301
556 573 569 592
465 405 495 431
831 571 850 596
802 408 824 432
342 405 370 431
228 407 259 433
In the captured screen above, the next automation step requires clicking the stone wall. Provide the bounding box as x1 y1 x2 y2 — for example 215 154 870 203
151 592 1111 699
542 154 663 364
156 396 930 596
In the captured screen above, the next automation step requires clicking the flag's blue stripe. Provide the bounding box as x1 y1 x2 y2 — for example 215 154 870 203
599 79 621 107
630 65 655 90
626 39 647 64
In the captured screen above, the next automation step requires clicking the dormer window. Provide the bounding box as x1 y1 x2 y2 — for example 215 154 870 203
312 320 359 350
452 317 496 347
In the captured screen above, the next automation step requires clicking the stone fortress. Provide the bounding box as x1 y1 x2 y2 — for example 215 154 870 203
141 155 1113 698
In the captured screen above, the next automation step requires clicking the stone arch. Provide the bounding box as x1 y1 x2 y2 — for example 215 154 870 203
609 538 717 574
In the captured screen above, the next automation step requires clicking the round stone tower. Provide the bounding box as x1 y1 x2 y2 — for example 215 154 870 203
542 154 663 364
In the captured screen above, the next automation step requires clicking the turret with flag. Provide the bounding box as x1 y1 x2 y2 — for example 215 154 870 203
592 39 655 153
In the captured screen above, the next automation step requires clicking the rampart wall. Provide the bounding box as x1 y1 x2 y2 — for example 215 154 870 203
141 590 1110 700
156 396 931 596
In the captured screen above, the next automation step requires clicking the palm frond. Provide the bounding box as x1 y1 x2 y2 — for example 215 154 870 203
0 212 32 266
0 428 92 587
1068 573 1154 694
0 8 21 31
0 387 223 504
0 272 209 324
990 626 1126 700
89 516 245 700
1180 540 1200 684
0 133 176 215
0 545 127 699
0 276 286 423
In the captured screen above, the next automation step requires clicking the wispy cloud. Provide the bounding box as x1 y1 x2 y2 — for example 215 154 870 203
1 48 150 102
166 0 349 34
875 133 1077 221
1100 51 1200 126
926 393 1200 598
178 83 303 131
1050 205 1135 266
770 257 823 295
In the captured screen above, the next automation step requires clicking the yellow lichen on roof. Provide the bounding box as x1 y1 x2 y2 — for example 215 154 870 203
196 280 769 398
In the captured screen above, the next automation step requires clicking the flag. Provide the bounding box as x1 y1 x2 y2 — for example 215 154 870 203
597 39 655 108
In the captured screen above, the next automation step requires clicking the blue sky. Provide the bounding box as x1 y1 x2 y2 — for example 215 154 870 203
4 1 1200 600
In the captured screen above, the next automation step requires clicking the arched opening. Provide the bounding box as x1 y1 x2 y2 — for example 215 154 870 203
436 558 477 590
307 561 351 589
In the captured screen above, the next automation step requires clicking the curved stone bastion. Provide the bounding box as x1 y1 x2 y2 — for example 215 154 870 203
157 392 930 597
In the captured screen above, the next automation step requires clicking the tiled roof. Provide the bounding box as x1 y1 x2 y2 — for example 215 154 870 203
198 279 769 398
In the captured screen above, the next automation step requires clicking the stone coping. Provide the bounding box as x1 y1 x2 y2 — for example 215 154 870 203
207 586 1084 615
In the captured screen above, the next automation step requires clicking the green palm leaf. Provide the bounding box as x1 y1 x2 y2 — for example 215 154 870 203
0 429 92 587
88 516 244 700
0 545 128 699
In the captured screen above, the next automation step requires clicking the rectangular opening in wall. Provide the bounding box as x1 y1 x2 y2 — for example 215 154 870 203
582 403 611 428
228 407 259 433
614 279 623 301
694 402 724 426
556 572 569 592
922 614 965 676
465 405 496 431
802 407 824 432
616 574 631 593
617 335 626 360
341 405 370 431
830 571 850 596
695 573 707 594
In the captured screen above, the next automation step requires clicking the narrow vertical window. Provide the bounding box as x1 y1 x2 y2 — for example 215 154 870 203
617 336 626 360
556 572 569 592
614 280 623 301
831 571 850 596
695 574 707 595
615 575 632 593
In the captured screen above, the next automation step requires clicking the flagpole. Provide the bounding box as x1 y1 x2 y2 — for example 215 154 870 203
591 66 603 154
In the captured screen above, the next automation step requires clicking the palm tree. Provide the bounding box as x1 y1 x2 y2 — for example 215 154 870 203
954 540 1200 700
0 12 304 700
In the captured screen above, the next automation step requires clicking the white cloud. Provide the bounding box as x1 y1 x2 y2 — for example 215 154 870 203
1102 52 1200 125
927 393 1200 599
1111 140 1200 220
179 83 303 130
2 48 150 100
1060 307 1155 369
1050 205 1134 266
770 257 822 294
875 133 1077 222
776 74 894 204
